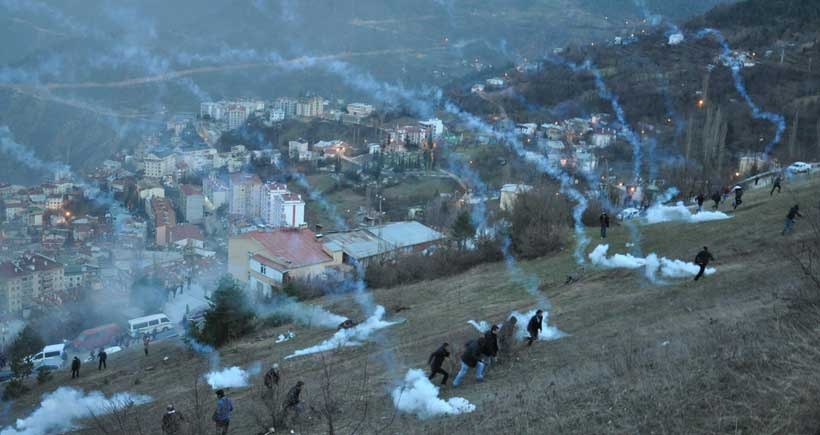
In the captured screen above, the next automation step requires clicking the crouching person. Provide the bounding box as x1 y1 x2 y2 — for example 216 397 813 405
452 338 485 387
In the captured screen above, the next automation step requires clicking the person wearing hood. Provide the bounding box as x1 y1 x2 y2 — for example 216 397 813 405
711 191 722 210
212 389 233 435
732 186 744 210
161 404 185 434
782 204 803 235
428 342 451 385
771 175 782 195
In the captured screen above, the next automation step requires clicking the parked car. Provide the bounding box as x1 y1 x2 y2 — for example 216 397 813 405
787 161 812 174
26 343 67 371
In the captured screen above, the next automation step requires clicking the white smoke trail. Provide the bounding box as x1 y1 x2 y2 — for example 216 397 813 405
467 320 491 333
260 298 347 329
589 245 716 280
205 362 262 389
644 202 732 224
392 369 475 419
0 388 152 435
285 306 399 359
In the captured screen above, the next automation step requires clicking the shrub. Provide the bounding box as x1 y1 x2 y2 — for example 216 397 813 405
36 367 52 385
3 379 27 401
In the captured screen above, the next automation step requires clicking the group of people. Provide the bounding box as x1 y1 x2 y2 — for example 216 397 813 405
428 310 544 388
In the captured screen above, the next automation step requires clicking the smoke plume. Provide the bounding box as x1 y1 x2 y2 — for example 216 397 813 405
0 387 152 435
258 297 347 329
644 202 732 224
205 363 262 390
589 244 716 280
392 369 475 419
285 305 399 359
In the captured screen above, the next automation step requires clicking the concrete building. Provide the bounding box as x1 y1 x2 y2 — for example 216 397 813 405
347 103 375 117
149 197 177 246
229 173 263 217
143 149 176 178
200 102 225 121
226 104 249 130
419 118 445 137
45 196 63 210
228 229 342 298
269 109 285 122
323 221 444 268
168 223 205 249
288 140 310 161
179 184 204 224
0 254 65 314
296 96 324 118
64 263 101 290
500 184 533 212
202 177 229 211
274 97 299 118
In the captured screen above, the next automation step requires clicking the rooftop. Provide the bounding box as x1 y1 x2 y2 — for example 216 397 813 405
0 253 63 279
236 228 333 271
366 221 444 250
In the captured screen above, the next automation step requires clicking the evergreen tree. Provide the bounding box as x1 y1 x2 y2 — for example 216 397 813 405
451 211 476 250
197 276 255 347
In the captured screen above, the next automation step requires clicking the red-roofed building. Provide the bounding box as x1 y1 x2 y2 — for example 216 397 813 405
0 253 64 314
228 228 343 298
168 223 205 248
148 197 177 246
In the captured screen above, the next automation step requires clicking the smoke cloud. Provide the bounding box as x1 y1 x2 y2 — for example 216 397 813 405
205 363 262 390
285 305 399 359
644 202 732 224
392 369 475 419
0 387 152 435
259 297 348 329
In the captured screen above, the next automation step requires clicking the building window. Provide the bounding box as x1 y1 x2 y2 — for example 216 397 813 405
260 264 267 275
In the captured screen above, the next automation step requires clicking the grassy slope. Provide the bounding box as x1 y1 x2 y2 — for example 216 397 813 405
6 174 820 434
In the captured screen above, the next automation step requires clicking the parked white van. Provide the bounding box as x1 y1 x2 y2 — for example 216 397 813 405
128 314 173 337
28 343 67 370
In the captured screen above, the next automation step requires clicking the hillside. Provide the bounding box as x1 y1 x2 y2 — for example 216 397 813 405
2 168 819 434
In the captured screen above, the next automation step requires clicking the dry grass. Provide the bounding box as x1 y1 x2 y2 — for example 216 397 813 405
6 175 820 434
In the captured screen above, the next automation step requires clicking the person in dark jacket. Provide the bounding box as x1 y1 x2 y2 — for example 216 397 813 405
526 310 543 346
711 191 722 210
213 389 233 435
71 356 81 379
498 316 517 362
481 325 499 365
771 175 782 195
599 212 610 239
694 246 715 281
452 338 486 387
143 335 151 356
732 186 743 210
428 343 450 385
98 348 107 370
161 404 185 434
264 363 280 389
283 381 304 413
782 204 803 235
695 193 705 212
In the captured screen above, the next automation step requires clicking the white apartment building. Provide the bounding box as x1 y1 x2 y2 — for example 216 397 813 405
261 183 305 228
347 103 375 117
226 104 249 130
229 173 263 217
143 150 176 178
